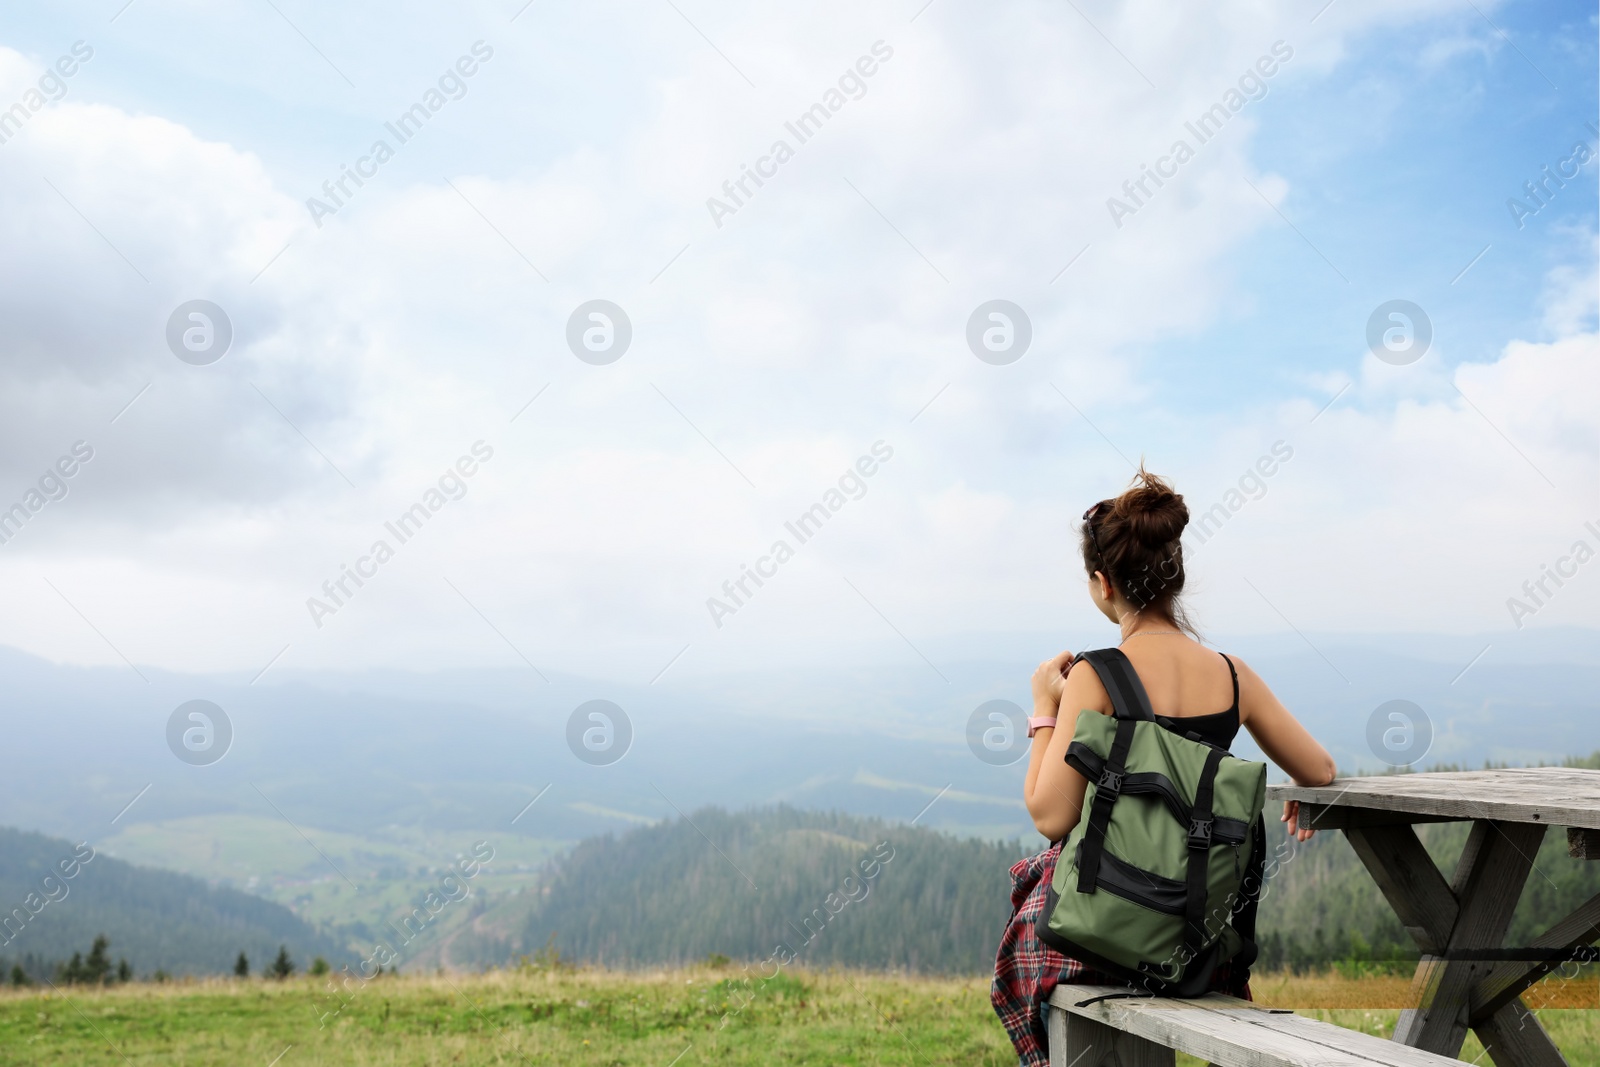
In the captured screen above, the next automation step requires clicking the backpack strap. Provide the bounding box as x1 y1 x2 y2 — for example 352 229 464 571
1072 649 1155 894
1181 747 1227 965
1075 648 1157 722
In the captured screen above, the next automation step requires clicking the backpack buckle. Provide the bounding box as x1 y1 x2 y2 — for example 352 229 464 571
1097 768 1124 795
1187 817 1213 848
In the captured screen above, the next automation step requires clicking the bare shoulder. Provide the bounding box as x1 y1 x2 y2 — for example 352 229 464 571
1224 655 1277 721
1060 655 1113 716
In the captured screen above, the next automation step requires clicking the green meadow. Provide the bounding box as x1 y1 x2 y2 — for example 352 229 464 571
3 966 1595 1066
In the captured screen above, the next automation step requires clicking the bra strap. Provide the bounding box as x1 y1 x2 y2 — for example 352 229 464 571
1220 653 1239 714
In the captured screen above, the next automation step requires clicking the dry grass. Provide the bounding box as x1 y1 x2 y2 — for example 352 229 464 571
1252 969 1600 1010
0 965 1594 1065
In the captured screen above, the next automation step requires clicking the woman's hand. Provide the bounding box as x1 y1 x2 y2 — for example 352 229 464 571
1281 800 1316 842
1030 650 1075 712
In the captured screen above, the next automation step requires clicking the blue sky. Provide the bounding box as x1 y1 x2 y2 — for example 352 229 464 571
1196 2 1596 395
0 0 1594 680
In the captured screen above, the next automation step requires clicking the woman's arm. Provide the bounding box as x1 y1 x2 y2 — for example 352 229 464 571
1021 650 1073 827
1023 655 1111 840
1233 656 1337 841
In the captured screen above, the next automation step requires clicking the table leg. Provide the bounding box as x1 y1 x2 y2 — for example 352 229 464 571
1344 824 1456 952
1406 821 1547 1057
1475 998 1567 1067
1471 890 1600 1021
1345 820 1549 1062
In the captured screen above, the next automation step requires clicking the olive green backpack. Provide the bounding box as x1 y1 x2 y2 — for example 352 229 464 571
1035 648 1266 997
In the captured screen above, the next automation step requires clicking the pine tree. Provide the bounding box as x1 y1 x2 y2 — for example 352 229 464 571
269 945 294 980
84 935 111 984
116 959 131 983
9 964 29 987
61 952 84 984
234 951 249 978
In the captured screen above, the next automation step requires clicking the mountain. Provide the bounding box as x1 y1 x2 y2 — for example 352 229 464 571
0 825 351 979
441 788 1600 976
454 806 1027 973
1 630 1595 976
3 628 1598 854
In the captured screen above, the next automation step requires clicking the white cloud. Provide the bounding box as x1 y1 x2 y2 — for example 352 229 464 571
1180 257 1598 639
0 1 1588 680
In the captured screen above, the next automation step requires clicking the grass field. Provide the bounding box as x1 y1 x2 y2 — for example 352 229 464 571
1 965 1595 1066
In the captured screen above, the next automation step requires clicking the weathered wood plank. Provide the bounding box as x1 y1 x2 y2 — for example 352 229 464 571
1470 889 1600 1023
1053 1009 1175 1067
1451 817 1496 895
1297 804 1455 831
1051 986 1467 1066
1473 999 1568 1067
1229 1008 1481 1066
1569 827 1600 859
1344 824 1458 953
1268 768 1600 829
1393 822 1546 1057
1047 995 1067 1060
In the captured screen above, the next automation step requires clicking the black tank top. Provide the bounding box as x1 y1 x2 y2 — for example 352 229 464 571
1151 653 1240 749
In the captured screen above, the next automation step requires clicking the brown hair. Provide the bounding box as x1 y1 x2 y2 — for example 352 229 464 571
1080 465 1196 635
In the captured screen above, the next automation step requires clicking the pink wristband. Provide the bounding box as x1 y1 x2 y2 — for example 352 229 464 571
1027 716 1057 738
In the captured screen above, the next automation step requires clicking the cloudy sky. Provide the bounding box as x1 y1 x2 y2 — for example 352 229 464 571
0 0 1594 686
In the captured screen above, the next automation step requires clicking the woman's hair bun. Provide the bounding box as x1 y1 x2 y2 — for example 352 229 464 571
1111 466 1188 547
1079 464 1196 634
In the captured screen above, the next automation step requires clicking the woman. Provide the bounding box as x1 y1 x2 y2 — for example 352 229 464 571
992 468 1336 1067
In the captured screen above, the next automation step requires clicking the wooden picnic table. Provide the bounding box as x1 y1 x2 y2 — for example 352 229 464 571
1269 768 1600 1067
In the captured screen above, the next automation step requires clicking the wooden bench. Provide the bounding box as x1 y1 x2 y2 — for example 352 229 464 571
1048 985 1467 1067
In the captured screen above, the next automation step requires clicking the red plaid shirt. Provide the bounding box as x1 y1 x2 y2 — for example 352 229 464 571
990 841 1249 1066
990 841 1086 1067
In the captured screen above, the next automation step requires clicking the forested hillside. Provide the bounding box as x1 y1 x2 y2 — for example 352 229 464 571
9 756 1596 979
452 758 1600 975
456 807 1028 973
0 826 350 980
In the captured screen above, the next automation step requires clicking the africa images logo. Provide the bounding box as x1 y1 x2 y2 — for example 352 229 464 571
305 442 494 628
305 42 495 227
704 41 894 229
